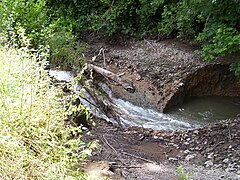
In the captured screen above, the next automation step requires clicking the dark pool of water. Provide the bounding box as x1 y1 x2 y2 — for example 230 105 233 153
168 96 240 124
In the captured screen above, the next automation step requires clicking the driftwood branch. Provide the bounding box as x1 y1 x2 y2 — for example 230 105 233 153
88 64 135 93
103 135 118 154
121 152 155 163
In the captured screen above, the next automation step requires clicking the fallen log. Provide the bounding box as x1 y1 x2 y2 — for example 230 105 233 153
88 64 135 93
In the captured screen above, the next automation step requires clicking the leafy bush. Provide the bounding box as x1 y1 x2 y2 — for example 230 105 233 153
2 0 239 73
159 0 240 74
0 32 93 179
0 0 86 70
46 27 86 71
0 0 49 47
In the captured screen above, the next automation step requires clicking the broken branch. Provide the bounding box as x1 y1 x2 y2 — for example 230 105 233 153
88 64 135 93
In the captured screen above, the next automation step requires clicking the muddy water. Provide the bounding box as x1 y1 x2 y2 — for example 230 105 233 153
49 70 240 131
167 96 240 124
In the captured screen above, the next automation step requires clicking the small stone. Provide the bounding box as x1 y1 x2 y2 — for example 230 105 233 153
207 152 214 159
223 158 229 163
136 75 142 81
178 82 184 87
193 130 199 134
225 167 234 172
205 160 213 167
185 154 195 161
168 157 178 162
184 150 190 154
220 175 225 179
183 141 190 145
214 164 222 168
138 134 145 141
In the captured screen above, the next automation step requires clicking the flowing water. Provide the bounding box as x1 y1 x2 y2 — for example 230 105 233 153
49 70 74 82
49 70 240 131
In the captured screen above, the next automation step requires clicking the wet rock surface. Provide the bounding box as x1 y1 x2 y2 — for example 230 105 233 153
83 38 240 179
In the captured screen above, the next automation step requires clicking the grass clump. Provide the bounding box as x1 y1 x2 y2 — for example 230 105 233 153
0 32 90 179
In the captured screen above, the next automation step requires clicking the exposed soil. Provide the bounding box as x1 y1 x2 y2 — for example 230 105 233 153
82 38 240 179
84 117 239 180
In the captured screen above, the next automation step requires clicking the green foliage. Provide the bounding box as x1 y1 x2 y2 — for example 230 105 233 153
158 0 240 74
136 0 165 35
47 28 86 71
0 0 49 47
159 0 203 38
103 0 141 35
0 32 94 178
47 0 108 34
0 0 86 70
177 166 192 180
158 3 178 37
230 61 240 76
197 25 240 61
2 0 239 73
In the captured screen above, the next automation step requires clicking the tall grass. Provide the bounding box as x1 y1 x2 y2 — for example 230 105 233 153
0 32 89 179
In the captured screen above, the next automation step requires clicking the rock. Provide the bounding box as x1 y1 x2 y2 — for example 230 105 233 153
185 154 195 161
207 152 214 159
183 150 190 154
223 158 229 163
205 160 213 168
168 157 178 162
225 167 235 172
193 130 199 134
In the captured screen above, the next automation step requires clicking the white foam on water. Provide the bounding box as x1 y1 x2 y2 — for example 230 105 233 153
49 70 74 82
112 97 200 131
100 83 201 131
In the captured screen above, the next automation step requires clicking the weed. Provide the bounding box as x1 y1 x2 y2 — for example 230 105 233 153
177 166 192 180
0 32 91 179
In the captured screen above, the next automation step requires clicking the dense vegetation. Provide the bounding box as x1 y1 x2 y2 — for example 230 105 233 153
0 32 97 178
0 1 93 178
1 0 239 73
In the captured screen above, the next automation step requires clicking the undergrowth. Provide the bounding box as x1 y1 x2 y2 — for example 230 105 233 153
0 32 94 179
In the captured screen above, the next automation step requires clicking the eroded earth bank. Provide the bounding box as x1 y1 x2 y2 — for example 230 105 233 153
82 38 240 179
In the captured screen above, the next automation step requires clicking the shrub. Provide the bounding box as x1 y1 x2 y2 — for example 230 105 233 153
0 32 93 179
159 0 240 74
0 0 86 70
